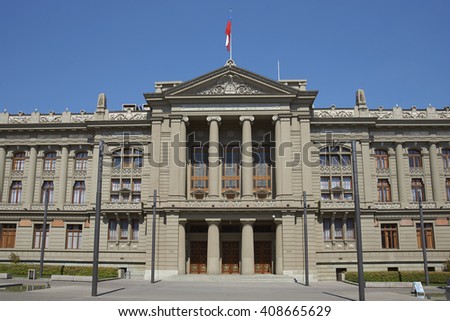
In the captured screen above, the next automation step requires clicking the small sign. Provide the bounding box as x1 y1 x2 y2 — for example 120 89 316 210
412 281 425 295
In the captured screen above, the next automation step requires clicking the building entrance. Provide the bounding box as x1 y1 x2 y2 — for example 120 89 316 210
190 241 207 274
254 241 272 274
222 241 240 274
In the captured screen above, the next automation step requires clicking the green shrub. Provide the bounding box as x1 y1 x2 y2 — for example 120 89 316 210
344 271 450 285
8 252 20 264
0 263 118 279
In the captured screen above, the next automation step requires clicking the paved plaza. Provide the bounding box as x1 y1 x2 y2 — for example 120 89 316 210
0 275 447 301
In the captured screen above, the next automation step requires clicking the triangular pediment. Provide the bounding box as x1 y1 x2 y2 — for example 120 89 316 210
162 63 298 98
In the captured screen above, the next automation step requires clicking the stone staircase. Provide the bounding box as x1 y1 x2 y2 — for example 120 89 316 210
164 274 295 283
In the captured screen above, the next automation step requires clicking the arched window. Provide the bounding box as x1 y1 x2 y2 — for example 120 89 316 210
112 147 143 169
374 149 389 169
12 152 25 171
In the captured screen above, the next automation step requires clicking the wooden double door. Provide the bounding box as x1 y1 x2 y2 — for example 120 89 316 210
254 241 272 274
190 241 207 274
222 241 240 274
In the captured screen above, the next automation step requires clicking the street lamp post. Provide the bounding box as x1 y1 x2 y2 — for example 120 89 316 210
418 191 430 286
39 187 49 278
351 140 365 301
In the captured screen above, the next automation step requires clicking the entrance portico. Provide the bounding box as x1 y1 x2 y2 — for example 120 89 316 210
182 219 280 275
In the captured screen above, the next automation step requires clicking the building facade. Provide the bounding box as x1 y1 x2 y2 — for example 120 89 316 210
0 61 449 281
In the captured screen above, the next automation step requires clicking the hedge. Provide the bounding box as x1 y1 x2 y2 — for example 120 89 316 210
0 263 118 279
344 271 450 285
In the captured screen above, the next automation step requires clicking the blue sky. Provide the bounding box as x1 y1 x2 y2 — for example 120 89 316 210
0 0 449 114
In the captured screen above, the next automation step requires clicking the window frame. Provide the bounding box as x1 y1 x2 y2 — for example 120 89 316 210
12 152 25 171
381 223 399 249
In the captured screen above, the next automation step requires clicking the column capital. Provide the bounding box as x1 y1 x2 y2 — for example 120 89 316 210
206 116 221 124
240 218 256 226
205 218 221 225
239 115 254 124
182 116 190 124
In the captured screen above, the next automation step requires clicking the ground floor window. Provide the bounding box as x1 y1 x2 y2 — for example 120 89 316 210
381 223 398 249
0 224 16 248
323 217 354 240
108 218 139 241
33 224 49 249
416 223 435 249
66 224 83 249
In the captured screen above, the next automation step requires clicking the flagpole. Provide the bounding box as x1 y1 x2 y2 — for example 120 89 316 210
229 9 232 61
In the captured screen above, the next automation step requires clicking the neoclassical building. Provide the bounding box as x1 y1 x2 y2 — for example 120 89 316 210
0 61 449 281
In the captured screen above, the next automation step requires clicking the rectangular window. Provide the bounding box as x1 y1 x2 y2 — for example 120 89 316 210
41 181 54 203
334 218 343 239
443 150 450 169
408 150 422 168
108 219 117 240
191 146 209 191
346 218 355 239
323 218 331 240
416 223 435 249
253 146 271 190
320 177 330 190
132 219 139 241
446 178 450 201
411 178 425 202
72 181 86 204
75 152 88 171
12 152 25 171
331 177 341 188
120 220 128 240
381 224 399 249
44 152 57 171
33 224 49 249
342 177 352 190
9 181 22 203
111 179 121 191
222 146 240 190
377 179 391 202
375 149 389 169
66 224 82 249
0 224 16 248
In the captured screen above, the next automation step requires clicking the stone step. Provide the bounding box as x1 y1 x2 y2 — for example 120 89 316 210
164 274 295 283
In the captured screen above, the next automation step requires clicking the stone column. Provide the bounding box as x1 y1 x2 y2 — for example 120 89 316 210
25 146 37 208
0 147 6 202
206 219 220 274
178 219 187 275
429 143 442 205
239 116 254 200
169 116 188 200
395 143 407 206
241 219 255 275
57 145 69 209
273 115 292 199
272 116 282 197
207 116 221 199
275 218 283 275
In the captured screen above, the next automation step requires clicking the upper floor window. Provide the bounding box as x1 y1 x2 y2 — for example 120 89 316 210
190 146 209 193
75 151 88 171
443 149 450 169
44 152 57 171
9 181 22 203
446 178 450 201
253 146 272 191
320 176 353 200
112 147 143 169
41 181 54 203
222 146 240 192
12 152 25 171
374 149 389 169
319 146 352 167
411 178 425 202
408 149 422 168
110 178 141 203
72 181 86 204
377 179 391 202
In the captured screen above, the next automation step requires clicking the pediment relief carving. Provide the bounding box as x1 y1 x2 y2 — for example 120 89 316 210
198 73 262 95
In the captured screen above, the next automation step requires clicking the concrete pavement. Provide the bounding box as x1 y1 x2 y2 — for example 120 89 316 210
0 275 447 301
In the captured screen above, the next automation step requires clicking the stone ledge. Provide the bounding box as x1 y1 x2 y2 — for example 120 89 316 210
50 275 92 282
0 273 11 279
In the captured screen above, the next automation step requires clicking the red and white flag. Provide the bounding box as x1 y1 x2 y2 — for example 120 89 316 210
225 17 232 52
